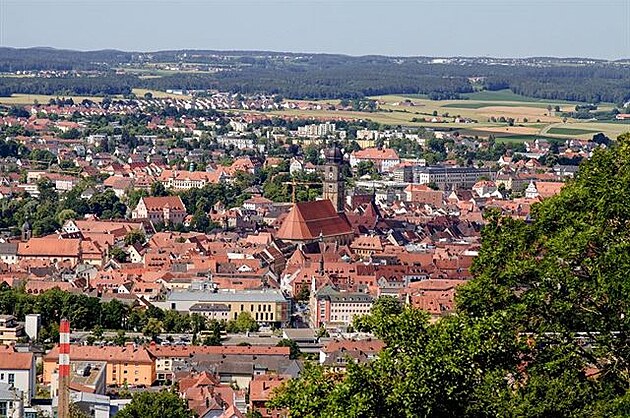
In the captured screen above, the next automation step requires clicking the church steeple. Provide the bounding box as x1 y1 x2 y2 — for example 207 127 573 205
322 144 345 213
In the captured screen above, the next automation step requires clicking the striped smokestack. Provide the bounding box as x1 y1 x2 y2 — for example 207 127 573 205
58 318 70 418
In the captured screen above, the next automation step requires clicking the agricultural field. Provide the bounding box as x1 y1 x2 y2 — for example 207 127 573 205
0 93 110 105
267 92 629 142
546 127 598 136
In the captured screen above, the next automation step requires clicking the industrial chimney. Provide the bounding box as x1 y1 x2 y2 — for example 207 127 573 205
58 318 70 418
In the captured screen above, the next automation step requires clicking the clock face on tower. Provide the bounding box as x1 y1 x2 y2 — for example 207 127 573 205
329 170 335 180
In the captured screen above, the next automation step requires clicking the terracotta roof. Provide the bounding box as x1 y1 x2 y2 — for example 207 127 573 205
322 339 385 354
147 344 290 358
18 238 81 258
141 196 186 212
352 147 399 160
535 181 565 198
276 200 353 241
44 344 154 364
0 348 33 370
249 374 290 402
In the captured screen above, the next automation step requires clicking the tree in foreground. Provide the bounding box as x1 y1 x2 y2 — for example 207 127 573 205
269 133 630 417
116 390 191 418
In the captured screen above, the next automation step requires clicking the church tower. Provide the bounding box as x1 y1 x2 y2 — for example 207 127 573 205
322 144 345 213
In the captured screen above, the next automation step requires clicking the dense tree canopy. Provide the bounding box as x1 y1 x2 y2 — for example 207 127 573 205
116 390 191 418
270 133 630 417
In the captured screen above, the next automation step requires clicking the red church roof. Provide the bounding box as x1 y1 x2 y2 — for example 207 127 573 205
276 200 353 241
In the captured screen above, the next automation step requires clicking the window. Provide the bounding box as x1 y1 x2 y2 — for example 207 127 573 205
0 401 6 417
7 374 14 385
240 304 244 312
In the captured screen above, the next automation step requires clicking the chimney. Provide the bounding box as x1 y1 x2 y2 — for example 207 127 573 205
58 319 70 418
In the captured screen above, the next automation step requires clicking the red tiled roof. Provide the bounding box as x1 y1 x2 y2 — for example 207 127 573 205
147 344 290 358
44 344 154 364
352 148 399 160
0 348 33 370
276 200 353 241
18 238 81 258
141 196 186 211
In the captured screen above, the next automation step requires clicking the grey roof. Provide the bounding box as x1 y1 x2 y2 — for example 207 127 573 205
190 303 230 312
315 285 373 303
0 242 17 255
0 382 20 401
167 289 288 303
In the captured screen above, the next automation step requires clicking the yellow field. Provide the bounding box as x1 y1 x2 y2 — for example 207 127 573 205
264 95 629 140
0 93 111 105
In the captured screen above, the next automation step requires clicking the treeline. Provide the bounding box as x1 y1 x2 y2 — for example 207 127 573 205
0 74 136 97
0 47 133 72
0 48 628 103
0 285 220 344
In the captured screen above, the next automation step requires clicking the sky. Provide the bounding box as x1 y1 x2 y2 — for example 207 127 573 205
1 0 629 59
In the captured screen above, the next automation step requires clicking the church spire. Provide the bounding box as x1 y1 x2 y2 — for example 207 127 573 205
322 144 345 213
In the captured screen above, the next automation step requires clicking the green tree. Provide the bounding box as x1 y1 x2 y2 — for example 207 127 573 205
109 247 128 263
56 209 77 225
124 229 146 246
116 390 191 418
226 312 259 333
276 339 301 359
142 317 163 341
150 181 168 197
113 330 128 346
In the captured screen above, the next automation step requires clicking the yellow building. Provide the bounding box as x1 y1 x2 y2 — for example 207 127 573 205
154 289 291 326
43 343 155 387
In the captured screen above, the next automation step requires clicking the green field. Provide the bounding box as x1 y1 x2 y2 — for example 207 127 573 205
494 135 562 143
547 127 597 136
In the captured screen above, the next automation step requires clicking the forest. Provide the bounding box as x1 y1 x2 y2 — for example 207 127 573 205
0 48 628 104
269 133 630 417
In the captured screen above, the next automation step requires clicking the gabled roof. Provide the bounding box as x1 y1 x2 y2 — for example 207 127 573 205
140 196 186 212
276 200 353 241
0 348 33 370
18 238 81 258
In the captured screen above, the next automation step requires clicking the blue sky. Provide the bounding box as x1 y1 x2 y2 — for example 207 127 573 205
2 0 629 59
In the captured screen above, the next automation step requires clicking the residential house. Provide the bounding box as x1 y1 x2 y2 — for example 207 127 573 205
0 347 36 405
43 343 156 386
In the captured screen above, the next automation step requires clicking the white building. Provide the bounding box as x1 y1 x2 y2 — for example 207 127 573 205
0 383 22 418
349 148 401 173
132 196 187 225
0 349 36 406
297 122 336 138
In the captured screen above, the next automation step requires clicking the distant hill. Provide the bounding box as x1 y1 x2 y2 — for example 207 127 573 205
0 47 628 103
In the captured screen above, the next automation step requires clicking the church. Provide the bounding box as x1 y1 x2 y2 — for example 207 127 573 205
276 145 354 245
